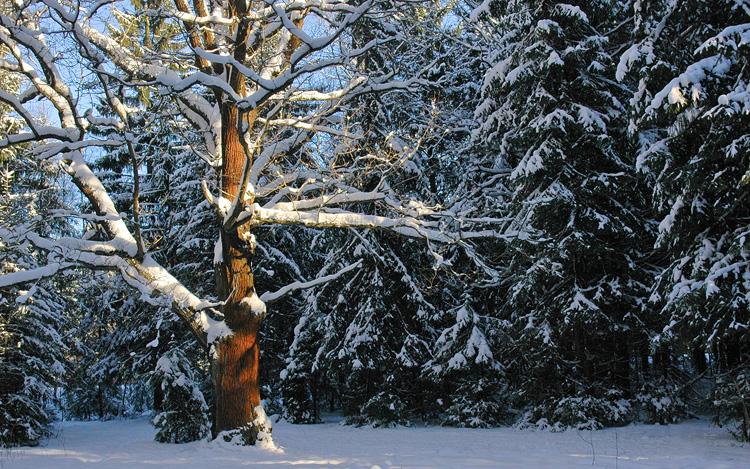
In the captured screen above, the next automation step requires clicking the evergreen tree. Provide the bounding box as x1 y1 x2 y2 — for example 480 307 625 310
277 3 482 427
151 349 211 443
0 283 67 446
474 0 651 429
427 300 510 427
63 274 132 420
59 0 214 434
619 0 750 438
280 232 437 426
0 62 68 446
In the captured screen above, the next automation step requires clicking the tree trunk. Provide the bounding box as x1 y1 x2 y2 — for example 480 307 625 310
212 324 261 433
614 334 631 396
210 99 269 443
153 381 163 412
691 344 707 374
639 337 650 379
655 344 671 378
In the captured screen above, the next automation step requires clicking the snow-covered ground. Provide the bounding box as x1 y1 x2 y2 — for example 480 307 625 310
1 417 746 468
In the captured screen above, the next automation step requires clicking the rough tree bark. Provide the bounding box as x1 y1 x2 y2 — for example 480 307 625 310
212 98 265 437
208 0 300 436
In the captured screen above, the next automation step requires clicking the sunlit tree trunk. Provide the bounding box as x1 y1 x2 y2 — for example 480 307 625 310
211 97 266 437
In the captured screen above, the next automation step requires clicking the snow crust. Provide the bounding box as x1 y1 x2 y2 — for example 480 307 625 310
3 417 747 468
240 292 267 317
251 405 275 450
201 313 232 345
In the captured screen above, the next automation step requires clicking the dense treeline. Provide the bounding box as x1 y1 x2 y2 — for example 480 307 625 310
1 0 748 447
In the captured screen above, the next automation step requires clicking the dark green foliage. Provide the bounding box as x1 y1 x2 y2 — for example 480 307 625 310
3 0 750 443
0 286 66 447
276 228 439 427
442 376 510 428
0 114 69 446
712 367 750 442
280 377 321 424
521 392 632 431
635 381 689 425
473 0 653 425
619 0 750 440
427 301 511 428
348 391 410 428
151 350 210 443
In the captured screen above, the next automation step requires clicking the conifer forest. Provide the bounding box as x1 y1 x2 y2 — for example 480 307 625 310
0 0 749 466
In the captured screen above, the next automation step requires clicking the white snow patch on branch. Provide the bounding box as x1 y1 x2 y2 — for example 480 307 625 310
240 292 267 317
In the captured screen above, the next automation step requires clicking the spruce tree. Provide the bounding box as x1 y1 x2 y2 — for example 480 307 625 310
619 0 750 438
0 63 68 446
427 300 509 427
151 349 211 443
474 0 651 429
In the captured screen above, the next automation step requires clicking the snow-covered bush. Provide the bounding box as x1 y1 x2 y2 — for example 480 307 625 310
427 301 510 428
442 377 510 428
635 381 688 424
712 367 750 442
520 392 632 431
63 380 121 421
278 300 323 424
260 384 285 423
348 391 410 428
151 350 210 443
280 377 320 424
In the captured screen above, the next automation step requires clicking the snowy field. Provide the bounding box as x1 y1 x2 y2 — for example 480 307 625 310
1 417 747 469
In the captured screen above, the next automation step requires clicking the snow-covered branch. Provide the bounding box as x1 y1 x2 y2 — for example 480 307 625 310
260 260 362 303
248 205 461 244
0 0 469 350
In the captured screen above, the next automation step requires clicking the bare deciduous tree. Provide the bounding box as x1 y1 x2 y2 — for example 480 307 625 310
0 0 501 442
